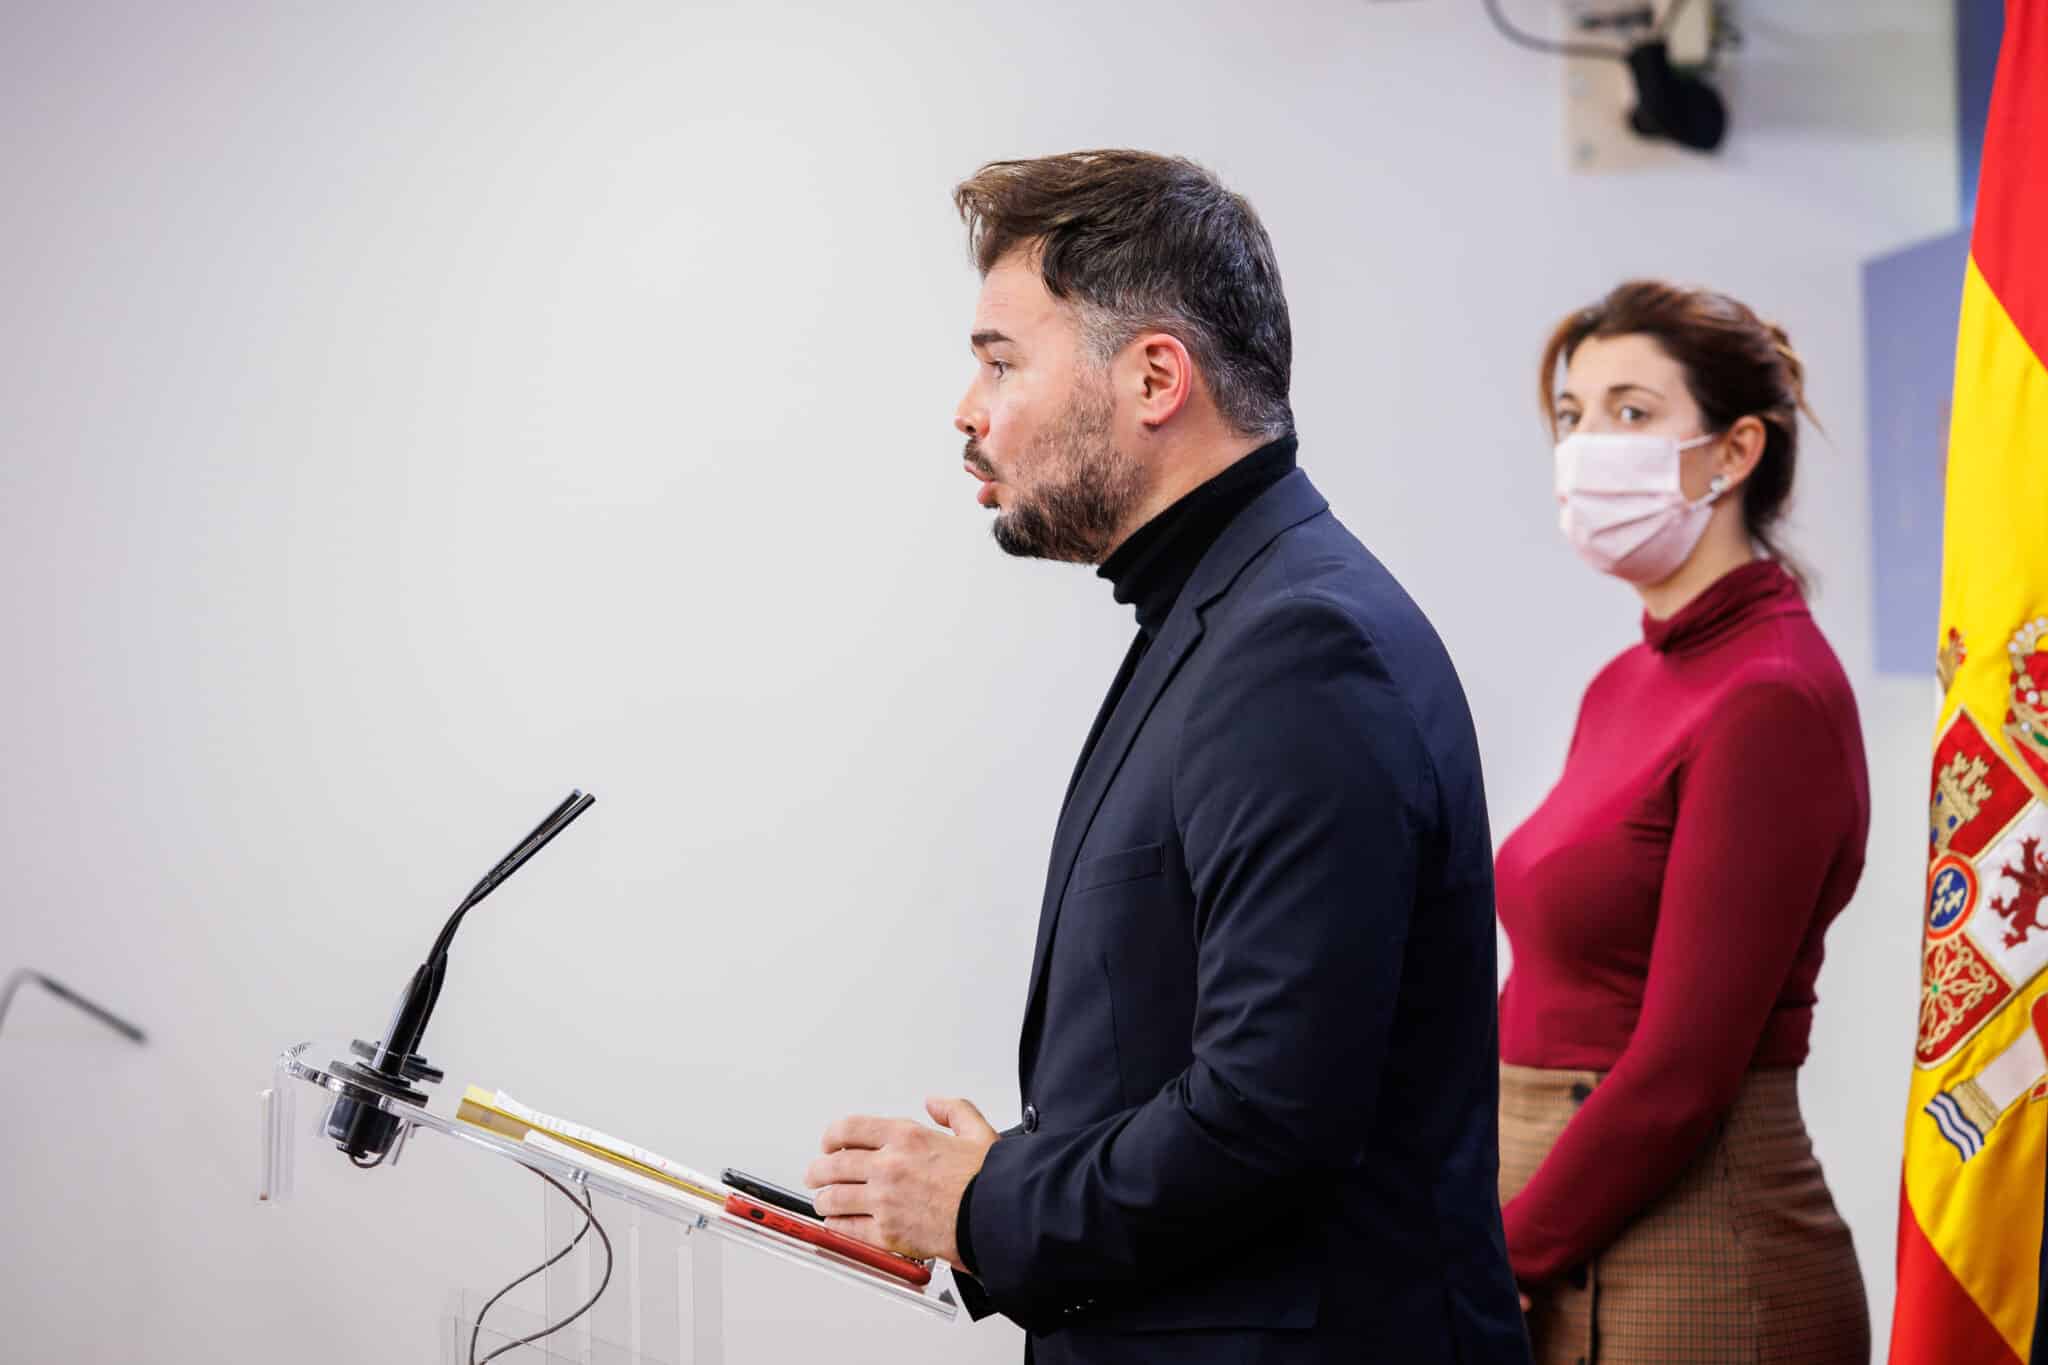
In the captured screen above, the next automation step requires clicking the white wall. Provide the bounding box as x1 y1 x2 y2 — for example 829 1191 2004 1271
0 2 1955 1360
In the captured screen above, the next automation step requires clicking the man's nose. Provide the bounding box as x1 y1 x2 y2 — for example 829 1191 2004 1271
954 388 986 438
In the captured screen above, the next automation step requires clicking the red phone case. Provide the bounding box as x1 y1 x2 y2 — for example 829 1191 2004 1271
722 1192 933 1286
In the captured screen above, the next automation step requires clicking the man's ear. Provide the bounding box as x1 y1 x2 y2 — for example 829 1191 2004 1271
1119 331 1194 429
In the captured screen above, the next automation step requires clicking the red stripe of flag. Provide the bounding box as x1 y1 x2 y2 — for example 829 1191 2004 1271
1970 0 2048 359
1893 1181 2024 1363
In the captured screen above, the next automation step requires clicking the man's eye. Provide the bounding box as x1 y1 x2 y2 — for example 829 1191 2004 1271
988 360 1010 378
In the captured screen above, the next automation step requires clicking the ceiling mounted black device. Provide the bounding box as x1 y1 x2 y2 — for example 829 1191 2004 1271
1481 0 1730 153
1625 38 1727 150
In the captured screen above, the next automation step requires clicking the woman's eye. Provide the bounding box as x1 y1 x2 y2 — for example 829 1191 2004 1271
1619 404 1648 423
988 360 1010 379
1555 410 1579 431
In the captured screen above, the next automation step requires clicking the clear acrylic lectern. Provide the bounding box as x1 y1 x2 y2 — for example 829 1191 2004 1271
261 1040 957 1364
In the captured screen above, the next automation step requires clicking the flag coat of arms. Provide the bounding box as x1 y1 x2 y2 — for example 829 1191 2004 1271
1892 4 2048 1360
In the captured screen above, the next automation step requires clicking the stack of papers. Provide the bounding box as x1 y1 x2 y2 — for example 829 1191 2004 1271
456 1085 728 1205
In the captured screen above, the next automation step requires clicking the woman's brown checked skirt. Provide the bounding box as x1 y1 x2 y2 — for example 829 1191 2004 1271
1499 1064 1870 1365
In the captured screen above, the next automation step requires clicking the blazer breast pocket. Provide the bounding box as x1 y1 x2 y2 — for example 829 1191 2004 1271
1071 842 1164 893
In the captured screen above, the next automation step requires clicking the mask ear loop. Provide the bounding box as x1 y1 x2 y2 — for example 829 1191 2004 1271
1678 432 1731 507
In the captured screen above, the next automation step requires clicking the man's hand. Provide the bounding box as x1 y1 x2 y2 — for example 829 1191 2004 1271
805 1097 998 1271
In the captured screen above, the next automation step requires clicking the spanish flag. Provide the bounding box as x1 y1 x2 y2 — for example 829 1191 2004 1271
1893 5 2048 1360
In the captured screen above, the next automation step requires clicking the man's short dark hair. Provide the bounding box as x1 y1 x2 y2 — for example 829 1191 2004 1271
953 150 1294 440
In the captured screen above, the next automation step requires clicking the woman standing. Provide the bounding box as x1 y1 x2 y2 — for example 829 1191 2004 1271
1495 280 1870 1363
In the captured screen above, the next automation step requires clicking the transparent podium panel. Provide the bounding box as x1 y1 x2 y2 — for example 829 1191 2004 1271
264 1040 956 1365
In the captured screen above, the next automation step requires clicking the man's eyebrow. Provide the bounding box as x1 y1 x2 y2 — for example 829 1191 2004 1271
970 330 1013 349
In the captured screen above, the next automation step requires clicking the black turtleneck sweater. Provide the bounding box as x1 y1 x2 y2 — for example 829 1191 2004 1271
1099 434 1299 639
1053 435 1300 807
955 433 1297 1277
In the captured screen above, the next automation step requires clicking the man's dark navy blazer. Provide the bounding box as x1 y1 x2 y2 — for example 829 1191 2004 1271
955 467 1530 1363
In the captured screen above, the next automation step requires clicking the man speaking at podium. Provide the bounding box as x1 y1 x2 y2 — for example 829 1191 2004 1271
807 150 1528 1364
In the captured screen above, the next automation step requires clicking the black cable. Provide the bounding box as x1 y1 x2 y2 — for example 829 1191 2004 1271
1482 0 1704 62
1480 0 1627 62
471 1167 613 1365
0 969 147 1042
470 1175 591 1360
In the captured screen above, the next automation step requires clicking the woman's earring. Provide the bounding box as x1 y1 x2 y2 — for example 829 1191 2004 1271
1708 474 1729 498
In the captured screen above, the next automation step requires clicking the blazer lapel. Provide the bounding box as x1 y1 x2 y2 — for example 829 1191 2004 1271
1058 629 1148 816
1015 468 1331 1084
1017 604 1204 1082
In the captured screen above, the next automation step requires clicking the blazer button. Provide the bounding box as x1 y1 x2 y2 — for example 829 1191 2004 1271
1569 1082 1593 1104
1022 1104 1040 1133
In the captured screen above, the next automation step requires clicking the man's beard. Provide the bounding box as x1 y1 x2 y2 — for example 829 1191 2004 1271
968 379 1142 564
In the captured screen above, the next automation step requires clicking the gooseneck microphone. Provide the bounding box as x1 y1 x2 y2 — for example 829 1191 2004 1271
325 789 596 1162
0 969 148 1043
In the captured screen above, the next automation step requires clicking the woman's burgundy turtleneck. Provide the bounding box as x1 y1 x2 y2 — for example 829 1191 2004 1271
1493 559 1869 1284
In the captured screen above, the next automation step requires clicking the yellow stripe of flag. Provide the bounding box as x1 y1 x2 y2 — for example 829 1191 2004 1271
1904 257 2048 1359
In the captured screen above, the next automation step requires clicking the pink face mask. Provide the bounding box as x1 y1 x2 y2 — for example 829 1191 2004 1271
1553 431 1726 584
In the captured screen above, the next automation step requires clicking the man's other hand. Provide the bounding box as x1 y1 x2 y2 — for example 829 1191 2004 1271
805 1097 998 1271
